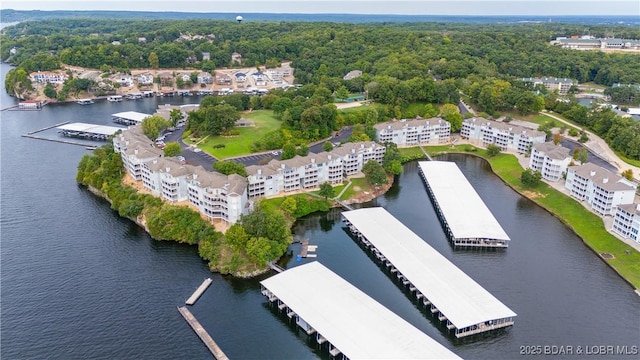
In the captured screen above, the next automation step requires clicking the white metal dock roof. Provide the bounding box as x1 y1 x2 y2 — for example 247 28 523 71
112 111 152 123
342 207 517 329
260 262 460 360
419 161 510 242
57 123 125 136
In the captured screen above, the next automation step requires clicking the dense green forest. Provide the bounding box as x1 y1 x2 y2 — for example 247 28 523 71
4 19 640 158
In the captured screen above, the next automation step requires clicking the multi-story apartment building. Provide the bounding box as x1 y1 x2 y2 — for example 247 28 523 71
461 117 546 154
564 163 636 216
520 77 577 95
29 71 68 84
612 204 640 243
374 117 451 146
142 158 192 202
529 142 572 182
187 167 248 224
245 142 385 199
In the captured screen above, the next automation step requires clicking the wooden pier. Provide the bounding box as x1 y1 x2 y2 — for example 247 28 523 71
22 133 96 147
177 306 228 360
269 262 285 273
27 121 70 135
186 278 213 306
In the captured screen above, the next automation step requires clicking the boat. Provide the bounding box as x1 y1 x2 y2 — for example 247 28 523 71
76 99 94 105
107 95 123 102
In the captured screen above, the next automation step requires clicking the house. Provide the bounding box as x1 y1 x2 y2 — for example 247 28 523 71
29 71 68 84
111 41 121 46
202 52 210 61
137 73 154 86
19 100 44 109
375 117 451 146
612 203 640 243
529 142 572 182
231 52 242 64
343 70 363 80
460 117 546 154
253 72 266 86
9 47 18 55
564 162 636 216
157 71 174 87
137 37 147 43
181 74 191 83
234 72 247 83
215 72 231 85
117 76 133 87
520 77 577 95
197 72 213 84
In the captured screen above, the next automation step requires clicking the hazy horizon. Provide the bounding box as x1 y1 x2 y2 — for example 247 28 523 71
2 0 639 16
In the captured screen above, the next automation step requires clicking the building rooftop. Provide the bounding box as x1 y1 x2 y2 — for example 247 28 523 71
533 142 571 160
418 161 511 242
569 163 635 192
112 111 152 123
342 207 516 329
374 117 448 131
57 123 125 136
465 117 545 138
260 261 460 359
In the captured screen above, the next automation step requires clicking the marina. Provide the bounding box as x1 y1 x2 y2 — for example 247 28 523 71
185 278 213 306
260 262 460 359
112 111 153 125
76 99 95 105
57 122 125 141
418 161 511 248
342 207 517 338
107 95 123 102
177 306 228 360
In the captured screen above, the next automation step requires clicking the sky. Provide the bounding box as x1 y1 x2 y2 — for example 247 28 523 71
1 0 639 16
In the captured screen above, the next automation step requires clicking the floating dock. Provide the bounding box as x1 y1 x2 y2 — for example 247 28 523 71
186 278 213 306
112 111 152 125
260 262 460 359
418 161 510 248
342 207 516 338
177 306 228 360
57 122 125 141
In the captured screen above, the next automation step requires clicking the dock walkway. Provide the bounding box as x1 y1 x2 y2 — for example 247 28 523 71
177 306 228 360
186 278 213 306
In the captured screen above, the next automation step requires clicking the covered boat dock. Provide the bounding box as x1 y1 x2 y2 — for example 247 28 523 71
342 207 516 338
112 111 152 125
260 262 460 359
57 122 124 141
418 161 511 248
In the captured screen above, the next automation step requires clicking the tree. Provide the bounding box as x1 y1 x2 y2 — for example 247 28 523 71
43 83 57 98
148 51 159 69
335 85 349 100
521 169 542 187
296 144 309 157
280 197 297 216
621 169 634 181
281 142 297 160
141 115 171 140
322 141 334 152
552 133 563 145
224 224 249 250
163 142 182 157
440 103 463 132
486 144 502 157
318 182 334 199
382 142 402 175
577 147 589 163
213 161 247 177
362 160 388 186
187 104 240 136
169 108 183 127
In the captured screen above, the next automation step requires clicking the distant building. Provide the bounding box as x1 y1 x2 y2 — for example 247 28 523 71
137 73 154 86
202 52 210 61
343 70 363 80
111 41 121 46
375 117 451 146
521 77 577 95
197 72 213 84
553 37 640 50
529 142 572 182
19 100 44 109
137 37 147 43
215 72 232 85
231 52 242 64
29 71 68 84
9 47 18 55
612 204 640 243
460 117 546 154
234 72 247 83
564 163 635 216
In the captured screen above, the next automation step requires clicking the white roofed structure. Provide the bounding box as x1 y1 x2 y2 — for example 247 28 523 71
342 207 516 338
418 161 510 247
57 122 125 141
112 111 152 125
260 261 460 359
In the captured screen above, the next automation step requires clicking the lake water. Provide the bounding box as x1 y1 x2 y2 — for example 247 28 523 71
1 62 638 359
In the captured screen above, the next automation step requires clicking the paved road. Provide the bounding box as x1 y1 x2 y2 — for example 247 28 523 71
560 138 616 172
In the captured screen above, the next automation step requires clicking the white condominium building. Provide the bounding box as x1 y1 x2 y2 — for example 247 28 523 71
461 118 546 154
187 167 249 224
246 142 386 199
529 142 572 182
374 117 451 146
564 163 636 216
612 204 640 243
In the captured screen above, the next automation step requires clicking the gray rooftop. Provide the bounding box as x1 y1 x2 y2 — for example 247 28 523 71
57 122 125 136
419 161 511 242
569 163 635 192
260 261 461 359
533 142 571 160
112 111 152 123
342 208 517 329
374 117 449 131
465 117 545 138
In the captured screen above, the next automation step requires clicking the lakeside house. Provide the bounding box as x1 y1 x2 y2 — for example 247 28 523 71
197 72 213 84
612 204 640 244
564 162 635 216
520 77 577 95
374 117 451 146
215 72 232 85
137 73 154 86
460 117 546 154
29 71 68 84
529 142 572 182
231 52 242 64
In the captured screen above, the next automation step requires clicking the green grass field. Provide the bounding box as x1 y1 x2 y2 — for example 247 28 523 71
184 110 281 159
339 178 371 200
421 145 640 289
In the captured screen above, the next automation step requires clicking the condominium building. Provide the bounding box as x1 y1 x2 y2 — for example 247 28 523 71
529 142 572 182
612 204 640 243
187 168 248 224
460 118 546 154
564 163 636 216
374 117 451 146
246 142 385 199
141 158 192 202
520 77 577 95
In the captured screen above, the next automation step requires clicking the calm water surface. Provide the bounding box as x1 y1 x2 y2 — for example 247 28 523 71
1 62 638 359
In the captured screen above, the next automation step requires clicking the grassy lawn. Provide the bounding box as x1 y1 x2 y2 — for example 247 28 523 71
184 110 281 159
340 177 371 200
614 151 640 168
337 103 385 114
422 145 640 289
398 147 427 159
